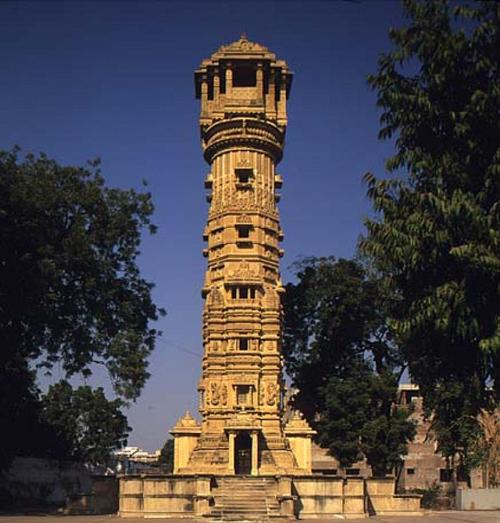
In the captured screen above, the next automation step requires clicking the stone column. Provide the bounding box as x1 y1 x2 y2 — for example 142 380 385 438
201 75 208 117
277 74 287 122
225 64 233 98
256 63 263 101
173 437 180 473
228 431 236 474
251 431 259 476
213 69 220 108
266 69 276 114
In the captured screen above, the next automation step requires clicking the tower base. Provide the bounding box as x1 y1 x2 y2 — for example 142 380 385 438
118 474 422 519
172 410 317 476
178 430 300 476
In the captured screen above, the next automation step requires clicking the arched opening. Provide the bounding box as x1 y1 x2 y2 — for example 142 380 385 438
235 431 252 475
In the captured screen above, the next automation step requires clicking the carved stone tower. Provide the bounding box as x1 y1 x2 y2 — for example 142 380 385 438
171 36 315 476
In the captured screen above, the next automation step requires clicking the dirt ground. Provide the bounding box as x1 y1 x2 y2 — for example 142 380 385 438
0 510 499 523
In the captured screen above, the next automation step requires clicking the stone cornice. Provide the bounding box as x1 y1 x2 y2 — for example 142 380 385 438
202 118 285 164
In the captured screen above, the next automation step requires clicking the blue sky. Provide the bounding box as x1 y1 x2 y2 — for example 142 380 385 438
0 1 404 451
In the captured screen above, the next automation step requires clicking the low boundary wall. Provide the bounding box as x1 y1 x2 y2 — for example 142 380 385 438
119 474 421 518
292 476 365 518
119 475 211 518
365 478 422 515
456 488 500 511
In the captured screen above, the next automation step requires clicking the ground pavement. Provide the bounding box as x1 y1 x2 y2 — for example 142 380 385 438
0 511 498 523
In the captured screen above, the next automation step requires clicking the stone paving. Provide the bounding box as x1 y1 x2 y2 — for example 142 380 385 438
0 511 499 523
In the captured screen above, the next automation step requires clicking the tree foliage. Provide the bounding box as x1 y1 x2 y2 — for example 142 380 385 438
476 409 500 487
0 148 164 468
159 439 174 473
283 257 415 476
0 148 163 399
41 381 130 465
361 0 500 468
0 356 61 469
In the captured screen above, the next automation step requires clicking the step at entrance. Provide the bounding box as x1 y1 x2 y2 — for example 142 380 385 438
211 476 281 521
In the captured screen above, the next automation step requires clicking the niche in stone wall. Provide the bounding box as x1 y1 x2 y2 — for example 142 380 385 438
235 168 253 188
233 66 256 87
229 286 256 300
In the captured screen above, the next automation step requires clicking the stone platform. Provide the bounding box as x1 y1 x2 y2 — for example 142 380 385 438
118 474 421 520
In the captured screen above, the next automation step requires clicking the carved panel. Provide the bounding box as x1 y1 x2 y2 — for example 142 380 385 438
210 382 221 405
266 382 278 406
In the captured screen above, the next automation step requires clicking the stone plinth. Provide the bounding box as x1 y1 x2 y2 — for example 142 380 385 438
119 475 422 518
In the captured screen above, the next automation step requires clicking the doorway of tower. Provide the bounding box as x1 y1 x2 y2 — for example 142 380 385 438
235 431 252 475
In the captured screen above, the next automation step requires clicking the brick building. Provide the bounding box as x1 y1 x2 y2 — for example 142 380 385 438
309 384 486 491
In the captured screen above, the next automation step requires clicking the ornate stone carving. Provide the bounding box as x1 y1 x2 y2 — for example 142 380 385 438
220 384 228 406
259 382 265 405
220 34 269 54
210 382 220 405
266 382 278 406
209 287 224 306
176 37 305 476
235 261 255 279
238 213 251 224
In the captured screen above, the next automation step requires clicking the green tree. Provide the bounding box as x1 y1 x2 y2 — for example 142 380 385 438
0 148 164 468
361 0 500 474
159 439 174 473
283 257 415 476
41 381 130 465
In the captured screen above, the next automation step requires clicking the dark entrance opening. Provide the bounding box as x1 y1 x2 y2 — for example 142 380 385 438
235 431 252 475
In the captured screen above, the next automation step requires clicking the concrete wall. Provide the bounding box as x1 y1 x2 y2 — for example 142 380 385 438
2 457 118 514
456 488 500 511
65 477 118 515
2 457 91 507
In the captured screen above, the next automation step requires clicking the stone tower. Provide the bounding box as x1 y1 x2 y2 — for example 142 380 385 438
171 36 315 476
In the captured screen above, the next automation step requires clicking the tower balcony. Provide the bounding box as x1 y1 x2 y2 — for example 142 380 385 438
202 117 285 164
204 173 213 189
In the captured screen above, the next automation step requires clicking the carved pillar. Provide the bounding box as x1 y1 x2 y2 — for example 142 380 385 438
201 75 208 117
277 74 287 122
266 69 276 114
256 63 263 101
251 431 259 476
213 69 220 108
228 431 236 474
225 64 233 98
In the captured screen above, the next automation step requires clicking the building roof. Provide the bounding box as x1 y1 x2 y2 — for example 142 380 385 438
203 34 277 64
